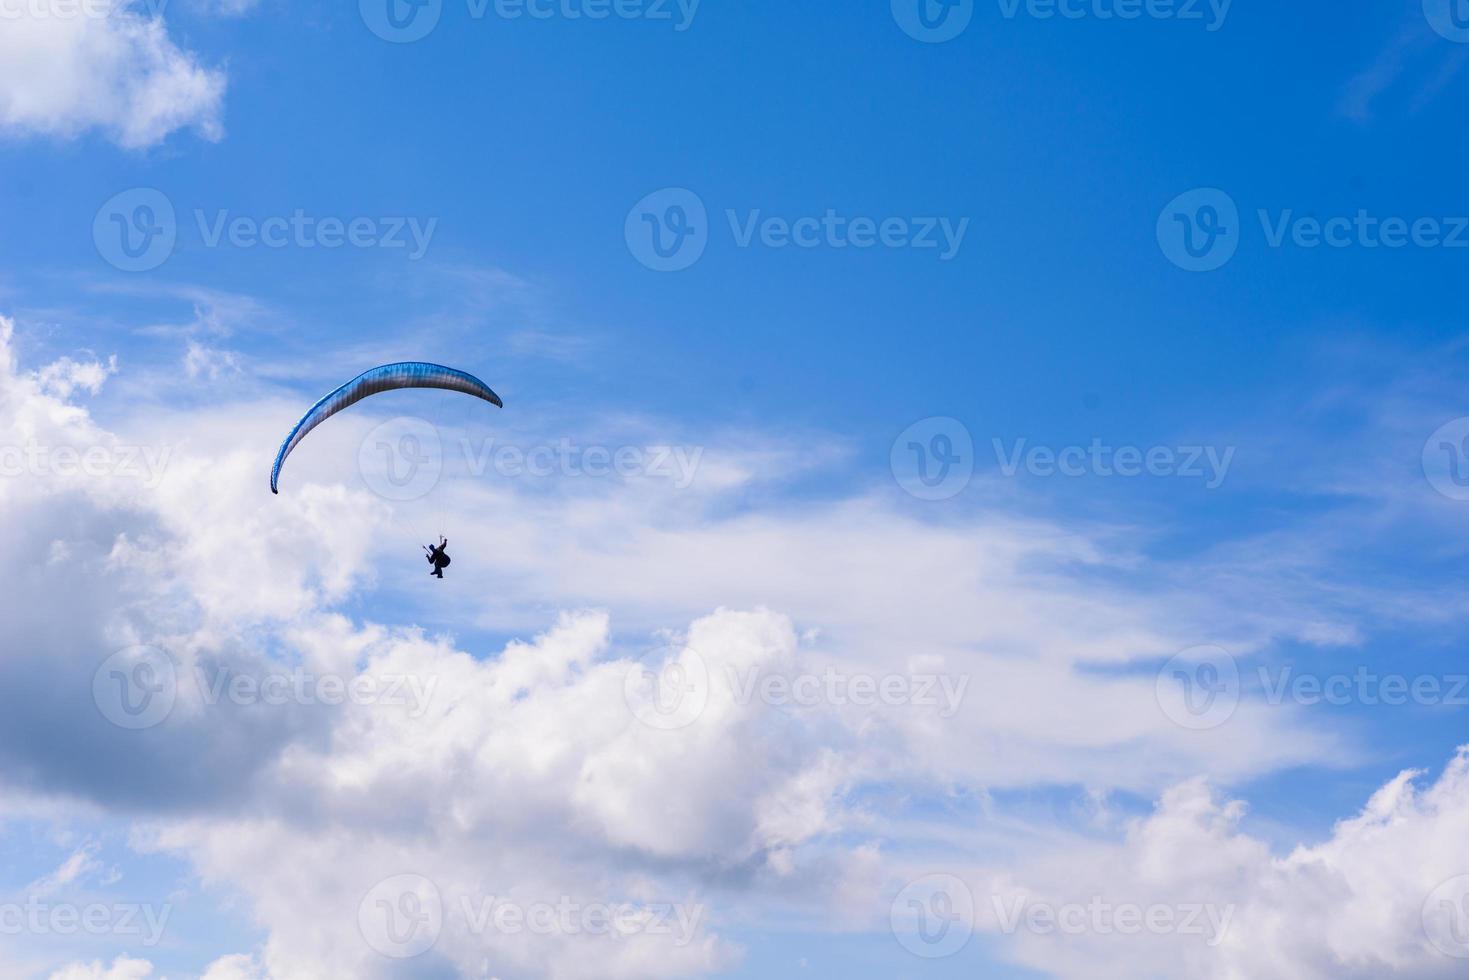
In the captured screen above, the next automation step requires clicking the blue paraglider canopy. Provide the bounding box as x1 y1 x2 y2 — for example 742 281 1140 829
270 361 502 494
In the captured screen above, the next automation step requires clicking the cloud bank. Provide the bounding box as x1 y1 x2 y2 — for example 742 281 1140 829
1 315 1467 978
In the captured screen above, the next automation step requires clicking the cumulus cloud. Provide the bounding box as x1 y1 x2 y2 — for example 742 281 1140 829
182 342 241 381
0 1 225 148
1 315 1466 978
35 353 118 399
963 750 1469 979
142 612 778 977
46 957 153 980
43 948 262 980
197 954 265 980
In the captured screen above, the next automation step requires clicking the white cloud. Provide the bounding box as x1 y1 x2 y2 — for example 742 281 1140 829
36 353 118 399
967 750 1469 979
1 316 1466 978
46 957 153 980
198 954 265 980
0 1 225 148
27 840 103 896
182 342 240 381
143 612 769 978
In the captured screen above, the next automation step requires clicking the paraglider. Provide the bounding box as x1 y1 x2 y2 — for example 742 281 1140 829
270 362 501 576
425 537 451 579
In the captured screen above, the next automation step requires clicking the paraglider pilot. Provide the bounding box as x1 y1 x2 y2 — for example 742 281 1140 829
425 537 451 579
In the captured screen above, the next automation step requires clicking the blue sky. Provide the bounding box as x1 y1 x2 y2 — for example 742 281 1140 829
5 1 1469 978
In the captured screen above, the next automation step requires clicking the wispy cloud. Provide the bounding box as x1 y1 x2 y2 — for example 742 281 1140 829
1340 11 1468 122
